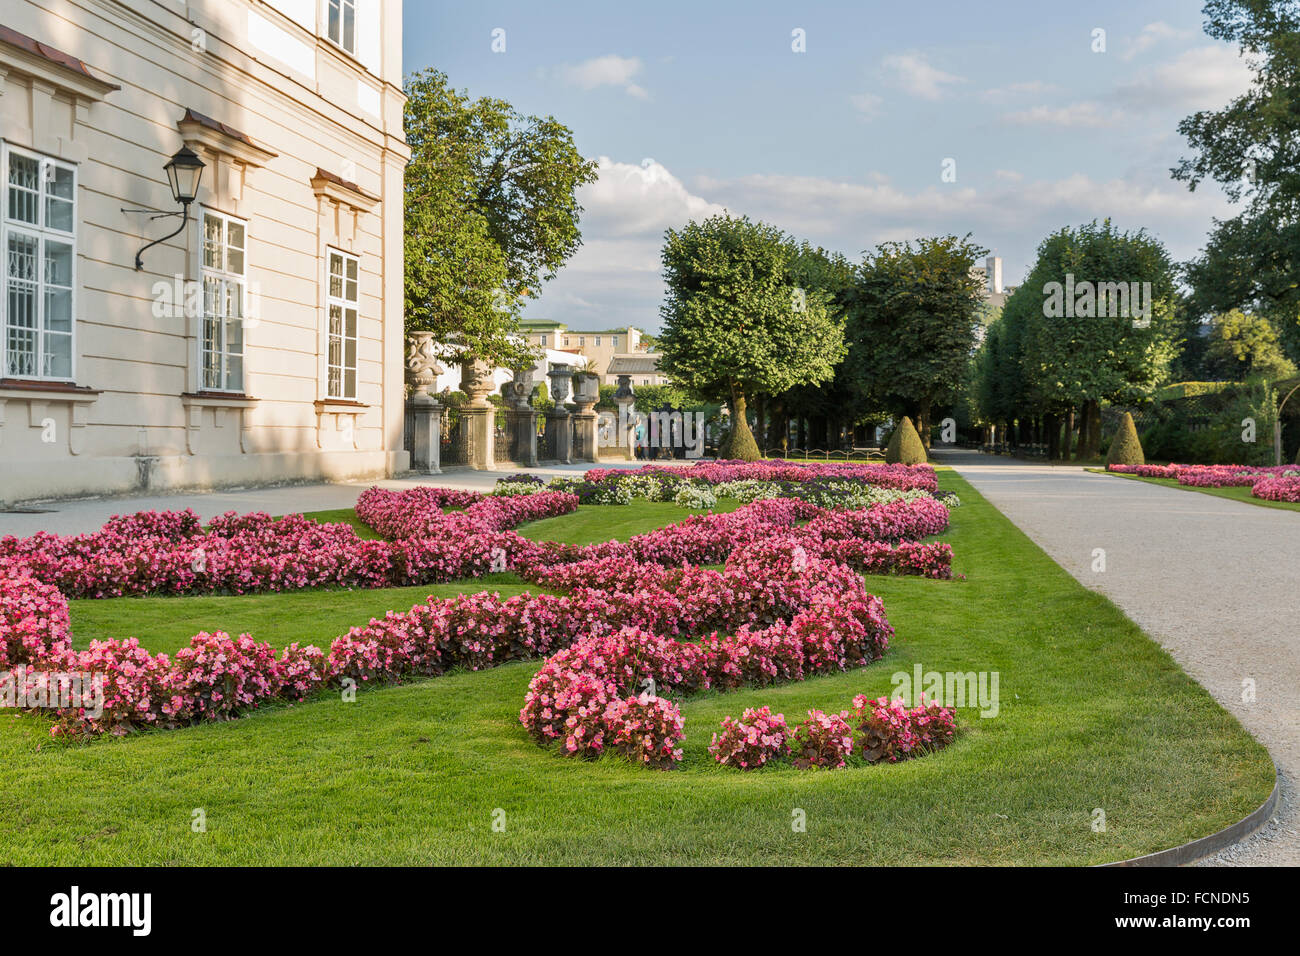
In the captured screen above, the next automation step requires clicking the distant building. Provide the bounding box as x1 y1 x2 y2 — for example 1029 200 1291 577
972 255 1016 311
518 320 666 386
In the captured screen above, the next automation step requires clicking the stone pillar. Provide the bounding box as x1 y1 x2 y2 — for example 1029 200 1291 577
507 407 540 467
543 363 573 464
407 394 443 474
459 357 496 470
572 406 598 464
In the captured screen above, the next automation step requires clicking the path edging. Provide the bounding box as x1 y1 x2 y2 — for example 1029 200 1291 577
1101 771 1280 867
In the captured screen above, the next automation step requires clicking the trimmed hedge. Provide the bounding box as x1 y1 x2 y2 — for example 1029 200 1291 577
885 416 928 465
1107 411 1145 467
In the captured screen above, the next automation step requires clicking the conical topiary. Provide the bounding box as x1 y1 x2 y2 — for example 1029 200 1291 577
1106 411 1145 467
885 416 927 464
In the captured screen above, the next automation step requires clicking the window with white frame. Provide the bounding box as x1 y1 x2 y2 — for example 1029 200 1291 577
578 336 585 346
326 0 357 54
611 335 619 349
594 335 601 347
539 334 547 346
2 144 76 381
200 208 246 392
326 249 358 399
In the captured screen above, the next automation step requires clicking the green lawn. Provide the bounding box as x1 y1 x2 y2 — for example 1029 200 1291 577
1089 468 1300 513
0 477 1273 865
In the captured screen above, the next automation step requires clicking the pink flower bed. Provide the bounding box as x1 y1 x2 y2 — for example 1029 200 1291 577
586 459 939 493
2 465 958 751
791 709 855 769
853 694 957 763
1109 462 1300 502
1251 476 1300 502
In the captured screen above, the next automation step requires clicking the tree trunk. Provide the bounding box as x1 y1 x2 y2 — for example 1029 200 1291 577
1046 412 1059 460
1082 399 1102 460
722 380 761 461
917 400 932 450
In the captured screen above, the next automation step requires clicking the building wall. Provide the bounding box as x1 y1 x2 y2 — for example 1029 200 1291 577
521 323 662 385
0 0 409 504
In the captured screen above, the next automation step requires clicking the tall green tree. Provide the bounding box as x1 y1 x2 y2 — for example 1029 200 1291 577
1019 221 1178 458
845 235 989 448
658 214 846 460
1174 0 1300 366
403 68 598 367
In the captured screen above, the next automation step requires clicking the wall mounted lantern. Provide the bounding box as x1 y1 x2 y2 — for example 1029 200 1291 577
129 146 205 271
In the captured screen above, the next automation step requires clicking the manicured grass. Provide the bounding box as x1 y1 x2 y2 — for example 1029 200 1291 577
517 499 742 546
0 478 1273 865
1088 468 1300 513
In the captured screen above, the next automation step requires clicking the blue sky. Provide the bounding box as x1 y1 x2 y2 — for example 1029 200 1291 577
404 1 1252 331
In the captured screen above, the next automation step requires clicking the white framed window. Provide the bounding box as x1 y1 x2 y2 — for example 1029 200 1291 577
326 0 357 55
199 208 246 392
326 249 359 399
539 334 547 346
611 335 619 349
563 336 570 347
594 335 601 347
578 335 585 346
2 143 77 381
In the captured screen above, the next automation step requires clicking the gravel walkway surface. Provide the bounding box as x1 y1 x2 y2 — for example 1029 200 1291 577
0 460 676 538
939 449 1297 865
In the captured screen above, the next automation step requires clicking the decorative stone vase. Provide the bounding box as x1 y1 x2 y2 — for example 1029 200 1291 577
572 372 600 409
547 364 572 414
404 331 443 396
507 368 536 410
613 373 635 403
459 357 495 408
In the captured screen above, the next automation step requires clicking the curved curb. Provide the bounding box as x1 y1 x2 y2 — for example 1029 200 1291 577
1101 771 1280 867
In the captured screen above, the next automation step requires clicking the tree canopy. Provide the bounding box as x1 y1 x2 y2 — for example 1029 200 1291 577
403 68 597 367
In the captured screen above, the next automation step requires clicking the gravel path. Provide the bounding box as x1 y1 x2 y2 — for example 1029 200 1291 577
0 460 673 538
938 450 1298 865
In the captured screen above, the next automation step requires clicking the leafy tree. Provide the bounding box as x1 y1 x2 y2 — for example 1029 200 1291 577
845 235 989 448
1019 221 1178 458
1174 1 1300 366
658 214 846 460
403 68 598 367
1204 309 1299 380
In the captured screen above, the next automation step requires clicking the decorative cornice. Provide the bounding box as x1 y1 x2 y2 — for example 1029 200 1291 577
178 108 277 168
0 24 119 101
310 167 380 213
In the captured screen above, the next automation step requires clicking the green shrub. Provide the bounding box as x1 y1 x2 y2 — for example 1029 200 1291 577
1107 412 1145 467
885 416 927 464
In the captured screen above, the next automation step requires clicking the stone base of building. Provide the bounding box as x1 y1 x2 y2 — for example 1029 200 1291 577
0 449 410 506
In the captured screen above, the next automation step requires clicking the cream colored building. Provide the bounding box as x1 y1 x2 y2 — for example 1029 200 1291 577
518 320 667 386
0 0 409 505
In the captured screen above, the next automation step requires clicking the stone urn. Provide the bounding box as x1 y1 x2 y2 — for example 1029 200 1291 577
547 363 572 415
572 371 601 409
613 373 635 403
506 368 536 410
404 331 444 396
459 357 495 408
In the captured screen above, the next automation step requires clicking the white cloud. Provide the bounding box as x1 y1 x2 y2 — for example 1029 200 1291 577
880 53 964 100
849 92 884 119
1121 21 1193 61
1114 45 1254 111
1001 101 1120 128
556 55 649 98
528 156 1236 327
981 80 1059 102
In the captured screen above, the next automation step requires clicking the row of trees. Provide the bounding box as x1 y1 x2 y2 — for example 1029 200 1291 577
657 216 989 459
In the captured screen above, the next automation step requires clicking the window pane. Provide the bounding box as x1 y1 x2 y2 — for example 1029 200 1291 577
224 280 242 319
203 215 223 270
345 308 357 341
345 276 357 303
343 3 355 51
328 367 341 398
202 317 223 388
346 257 358 281
225 353 243 391
328 0 341 43
7 154 39 224
45 165 75 232
344 331 356 370
344 368 356 398
226 316 243 355
43 332 72 378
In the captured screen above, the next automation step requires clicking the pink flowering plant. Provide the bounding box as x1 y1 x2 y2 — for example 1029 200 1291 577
852 694 957 764
709 706 790 769
790 709 855 769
